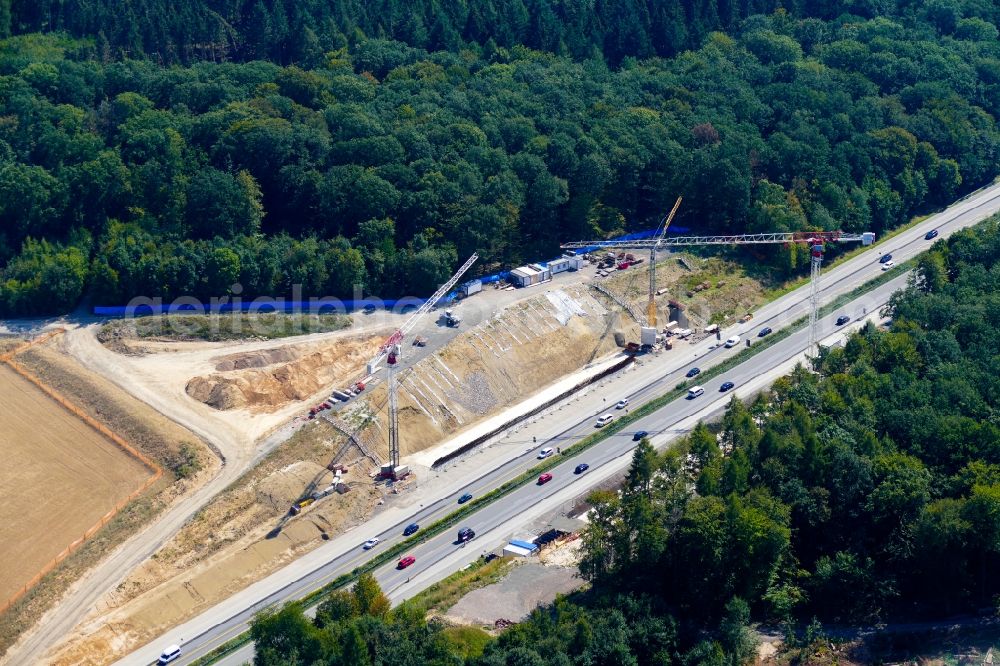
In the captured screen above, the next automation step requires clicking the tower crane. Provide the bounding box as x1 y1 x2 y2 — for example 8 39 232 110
562 230 875 354
366 253 478 479
646 196 683 329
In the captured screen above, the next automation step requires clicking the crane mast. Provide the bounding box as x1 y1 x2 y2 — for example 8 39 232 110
563 230 874 355
647 196 683 328
368 253 478 477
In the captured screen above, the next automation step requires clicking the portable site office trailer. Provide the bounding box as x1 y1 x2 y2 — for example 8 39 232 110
510 264 552 287
459 279 483 297
548 257 571 274
510 266 538 287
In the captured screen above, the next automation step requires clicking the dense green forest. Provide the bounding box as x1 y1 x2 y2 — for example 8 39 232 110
3 4 1000 316
14 0 1000 66
248 219 1000 665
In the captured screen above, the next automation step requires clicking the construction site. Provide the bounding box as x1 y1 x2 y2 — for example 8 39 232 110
5 204 881 665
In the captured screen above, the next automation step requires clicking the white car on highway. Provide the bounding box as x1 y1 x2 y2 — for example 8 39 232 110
362 537 380 550
595 414 614 427
615 399 629 409
725 335 741 348
157 645 182 664
881 260 895 271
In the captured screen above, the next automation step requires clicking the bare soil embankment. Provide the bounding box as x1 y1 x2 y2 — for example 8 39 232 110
600 253 764 327
340 285 623 458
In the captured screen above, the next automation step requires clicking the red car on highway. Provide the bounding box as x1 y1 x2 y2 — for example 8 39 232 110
397 555 416 569
537 473 553 485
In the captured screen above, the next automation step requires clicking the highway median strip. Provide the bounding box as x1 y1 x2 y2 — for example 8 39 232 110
189 255 918 665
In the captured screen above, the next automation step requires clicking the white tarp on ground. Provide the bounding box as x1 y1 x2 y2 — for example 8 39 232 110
545 289 587 325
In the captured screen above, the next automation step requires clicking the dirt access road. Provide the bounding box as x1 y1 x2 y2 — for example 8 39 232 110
0 364 150 604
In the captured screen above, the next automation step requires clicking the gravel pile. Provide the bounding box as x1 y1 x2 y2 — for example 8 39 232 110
448 371 496 415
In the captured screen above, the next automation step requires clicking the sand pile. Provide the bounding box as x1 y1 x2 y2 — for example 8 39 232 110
186 335 382 411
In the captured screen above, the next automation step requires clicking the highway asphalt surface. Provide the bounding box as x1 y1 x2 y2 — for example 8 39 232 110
107 179 1000 666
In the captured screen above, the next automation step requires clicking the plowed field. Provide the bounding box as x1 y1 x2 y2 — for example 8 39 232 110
0 364 149 604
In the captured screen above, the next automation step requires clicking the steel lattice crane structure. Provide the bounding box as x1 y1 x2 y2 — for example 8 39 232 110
366 253 479 477
646 196 683 328
562 230 875 354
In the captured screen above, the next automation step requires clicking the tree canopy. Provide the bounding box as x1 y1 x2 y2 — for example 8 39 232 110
4 4 1000 314
19 0 998 67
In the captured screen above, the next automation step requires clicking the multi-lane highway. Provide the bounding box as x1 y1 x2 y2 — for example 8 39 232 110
107 180 1000 666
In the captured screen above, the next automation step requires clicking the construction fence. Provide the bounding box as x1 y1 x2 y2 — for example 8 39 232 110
0 329 163 615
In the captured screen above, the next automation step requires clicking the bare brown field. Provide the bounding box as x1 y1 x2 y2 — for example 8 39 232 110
0 364 151 604
0 339 216 661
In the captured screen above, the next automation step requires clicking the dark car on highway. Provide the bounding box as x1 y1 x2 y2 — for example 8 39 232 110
686 367 701 378
458 527 475 542
403 523 419 536
458 493 473 504
835 315 850 326
720 381 735 392
574 463 589 474
925 229 939 240
879 253 893 264
758 327 772 337
633 430 649 441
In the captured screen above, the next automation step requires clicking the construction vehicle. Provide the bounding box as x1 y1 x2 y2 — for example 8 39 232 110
441 309 462 327
364 254 479 481
562 228 875 355
289 497 314 515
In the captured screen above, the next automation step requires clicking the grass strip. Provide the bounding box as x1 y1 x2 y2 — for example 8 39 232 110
186 634 253 666
98 312 351 343
195 255 918 664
